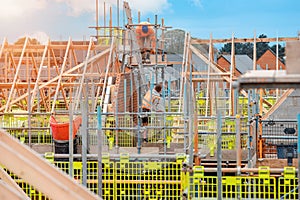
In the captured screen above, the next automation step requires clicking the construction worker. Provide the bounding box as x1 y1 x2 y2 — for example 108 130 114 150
135 22 156 63
141 84 163 142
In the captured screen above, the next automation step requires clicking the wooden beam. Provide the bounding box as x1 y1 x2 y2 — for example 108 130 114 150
192 78 234 82
0 82 104 88
52 40 68 112
191 37 299 44
74 37 94 110
30 43 49 111
5 37 29 112
0 180 29 200
206 34 214 116
188 72 231 76
253 31 257 70
0 129 101 200
0 38 7 59
190 45 270 114
0 168 29 199
178 32 190 112
123 1 133 25
262 89 294 120
0 47 110 112
230 34 236 115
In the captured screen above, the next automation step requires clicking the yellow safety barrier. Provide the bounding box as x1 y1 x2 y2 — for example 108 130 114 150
105 116 136 147
1 113 52 145
239 175 276 199
98 28 123 45
190 165 210 199
115 159 182 199
278 167 298 200
5 160 296 199
222 176 242 199
44 152 54 163
189 166 277 199
190 174 218 199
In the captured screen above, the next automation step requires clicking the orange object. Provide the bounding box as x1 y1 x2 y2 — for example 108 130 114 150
135 22 156 50
50 115 82 141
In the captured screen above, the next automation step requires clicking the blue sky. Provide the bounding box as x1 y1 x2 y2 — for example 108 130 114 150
169 0 300 39
0 0 299 44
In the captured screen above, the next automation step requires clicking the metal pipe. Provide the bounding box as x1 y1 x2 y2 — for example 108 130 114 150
100 126 181 130
167 78 171 111
137 71 142 154
97 111 184 116
97 106 103 198
81 82 88 186
297 113 300 200
115 90 119 151
69 102 74 178
28 77 32 147
50 153 297 174
247 90 252 168
217 111 222 200
109 6 112 39
53 153 178 159
188 55 194 167
204 167 290 173
261 119 297 122
155 14 158 84
183 80 188 153
117 0 119 30
96 0 99 44
254 89 259 166
103 1 106 40
236 114 241 172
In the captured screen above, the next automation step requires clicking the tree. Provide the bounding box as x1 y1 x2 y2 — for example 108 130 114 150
164 29 185 54
270 44 285 62
219 42 253 58
219 34 274 60
243 42 254 59
219 43 231 55
256 34 269 59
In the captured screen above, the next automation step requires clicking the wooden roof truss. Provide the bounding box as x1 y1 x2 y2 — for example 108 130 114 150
0 37 114 114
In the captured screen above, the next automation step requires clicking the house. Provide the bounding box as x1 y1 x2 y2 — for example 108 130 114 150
257 49 285 70
217 54 253 77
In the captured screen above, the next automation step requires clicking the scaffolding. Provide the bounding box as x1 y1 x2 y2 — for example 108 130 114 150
1 1 300 199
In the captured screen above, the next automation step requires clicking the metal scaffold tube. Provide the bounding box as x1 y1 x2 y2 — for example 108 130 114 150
3 1 300 199
297 114 300 200
69 102 74 178
217 111 222 200
97 105 103 198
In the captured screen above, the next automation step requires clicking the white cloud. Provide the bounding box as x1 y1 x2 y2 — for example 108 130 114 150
52 0 171 16
29 31 49 45
0 0 47 19
189 0 202 7
53 0 95 16
126 0 170 14
0 0 170 19
0 0 172 41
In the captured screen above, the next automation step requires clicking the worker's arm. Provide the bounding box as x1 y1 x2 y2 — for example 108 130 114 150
149 32 156 52
153 97 164 112
135 29 145 49
135 28 142 39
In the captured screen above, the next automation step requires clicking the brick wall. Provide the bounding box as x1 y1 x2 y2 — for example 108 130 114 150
113 72 139 125
217 56 242 77
257 49 285 70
